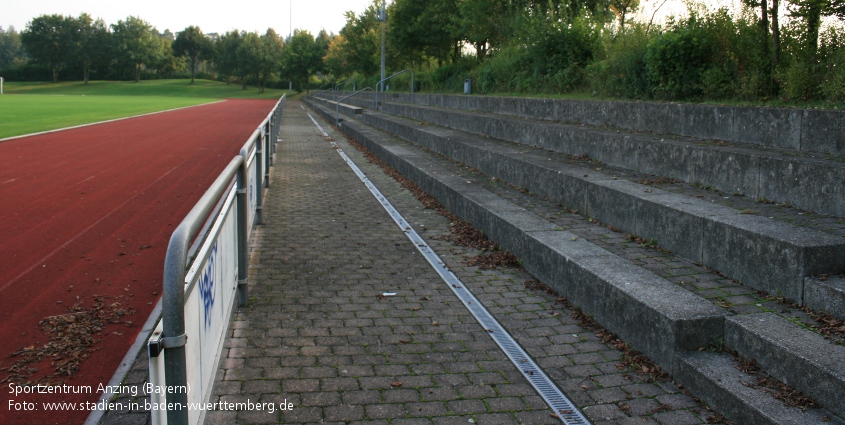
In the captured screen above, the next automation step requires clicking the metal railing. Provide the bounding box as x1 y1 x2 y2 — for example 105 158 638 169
148 95 285 425
333 79 350 100
375 69 414 110
336 87 374 125
313 83 334 99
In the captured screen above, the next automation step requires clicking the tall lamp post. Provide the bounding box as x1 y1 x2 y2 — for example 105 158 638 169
289 0 293 91
379 0 386 92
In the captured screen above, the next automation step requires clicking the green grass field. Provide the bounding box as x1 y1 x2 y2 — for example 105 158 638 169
0 79 289 139
4 79 288 99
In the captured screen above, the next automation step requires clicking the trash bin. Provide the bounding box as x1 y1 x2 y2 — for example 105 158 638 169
464 79 472 94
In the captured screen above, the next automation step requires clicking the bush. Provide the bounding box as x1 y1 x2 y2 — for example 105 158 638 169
585 24 651 99
430 57 474 92
475 46 528 93
525 15 604 92
779 61 817 101
819 27 845 101
645 13 717 100
0 62 54 81
776 21 819 101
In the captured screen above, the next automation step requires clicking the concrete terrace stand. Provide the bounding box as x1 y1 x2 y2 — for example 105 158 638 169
306 93 845 425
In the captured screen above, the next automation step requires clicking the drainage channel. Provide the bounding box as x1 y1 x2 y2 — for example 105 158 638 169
304 107 591 425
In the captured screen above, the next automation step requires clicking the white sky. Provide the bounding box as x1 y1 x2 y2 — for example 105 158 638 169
4 0 826 38
3 0 376 37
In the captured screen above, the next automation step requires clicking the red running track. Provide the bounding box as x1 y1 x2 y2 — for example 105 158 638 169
0 98 278 424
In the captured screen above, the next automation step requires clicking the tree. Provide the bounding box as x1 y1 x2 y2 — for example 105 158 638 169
21 14 79 82
155 36 185 78
314 29 332 75
459 0 511 61
390 0 460 66
236 32 262 89
173 26 214 83
112 16 159 82
335 7 381 76
75 14 110 84
216 30 243 83
787 0 842 58
772 0 781 65
323 34 351 78
257 29 284 92
161 29 175 41
609 0 640 31
0 26 24 68
281 29 323 92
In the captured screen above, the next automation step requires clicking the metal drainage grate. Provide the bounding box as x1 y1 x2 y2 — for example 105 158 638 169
305 110 591 425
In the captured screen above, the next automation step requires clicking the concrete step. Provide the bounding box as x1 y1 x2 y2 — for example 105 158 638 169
365 99 845 219
335 91 845 156
312 96 364 120
310 98 845 425
725 312 845 418
337 104 845 305
674 351 844 425
305 98 727 376
804 276 845 321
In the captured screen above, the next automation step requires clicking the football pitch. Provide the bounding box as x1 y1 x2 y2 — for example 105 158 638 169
0 79 289 139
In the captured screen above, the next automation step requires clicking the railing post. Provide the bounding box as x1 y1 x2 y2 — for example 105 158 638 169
263 122 271 188
254 132 264 225
161 227 190 425
236 159 249 307
268 115 275 167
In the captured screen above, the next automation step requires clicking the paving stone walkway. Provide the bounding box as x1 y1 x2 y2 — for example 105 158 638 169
99 100 725 425
201 101 729 425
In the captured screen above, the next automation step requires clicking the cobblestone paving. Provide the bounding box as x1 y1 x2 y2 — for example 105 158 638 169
98 101 727 425
204 101 727 425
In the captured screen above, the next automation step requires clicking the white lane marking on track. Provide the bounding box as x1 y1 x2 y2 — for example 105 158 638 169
0 161 137 221
0 164 181 293
1 161 69 186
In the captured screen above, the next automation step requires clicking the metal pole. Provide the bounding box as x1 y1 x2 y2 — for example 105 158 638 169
264 122 271 188
236 158 249 307
255 132 264 225
267 116 276 167
380 0 386 97
289 0 293 91
162 235 189 425
160 157 243 425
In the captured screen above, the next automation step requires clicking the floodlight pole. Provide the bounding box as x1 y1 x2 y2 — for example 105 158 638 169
379 0 386 94
289 0 293 91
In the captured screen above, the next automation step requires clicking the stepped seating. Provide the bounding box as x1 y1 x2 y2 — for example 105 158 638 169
312 96 363 119
305 94 845 425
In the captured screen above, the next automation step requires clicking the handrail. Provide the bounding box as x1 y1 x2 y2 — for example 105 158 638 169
313 83 334 99
153 94 285 425
333 79 350 100
336 87 374 125
375 69 414 110
160 156 242 425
